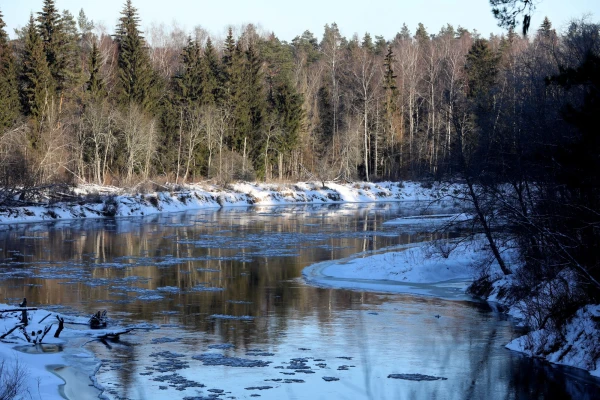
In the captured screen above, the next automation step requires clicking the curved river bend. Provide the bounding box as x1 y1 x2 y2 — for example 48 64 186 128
0 202 598 400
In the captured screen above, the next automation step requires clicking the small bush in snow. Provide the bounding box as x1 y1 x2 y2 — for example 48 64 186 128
0 357 28 400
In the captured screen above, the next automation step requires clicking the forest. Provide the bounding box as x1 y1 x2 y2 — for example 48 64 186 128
0 0 599 353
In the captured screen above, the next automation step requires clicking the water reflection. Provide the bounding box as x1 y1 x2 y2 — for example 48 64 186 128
0 202 598 399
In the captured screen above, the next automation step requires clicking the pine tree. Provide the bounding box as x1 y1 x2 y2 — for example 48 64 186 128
0 9 20 129
20 14 53 120
114 0 158 110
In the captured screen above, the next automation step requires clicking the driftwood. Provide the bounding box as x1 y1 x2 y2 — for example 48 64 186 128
89 310 108 329
0 308 39 313
0 323 23 339
95 329 133 350
95 329 132 341
39 313 52 323
20 327 31 343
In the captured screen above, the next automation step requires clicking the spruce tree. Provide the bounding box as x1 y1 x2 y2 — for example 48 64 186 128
414 23 429 43
272 79 303 155
0 9 20 129
114 0 157 110
20 14 53 120
175 36 202 104
395 24 411 42
37 0 79 95
221 28 237 103
361 33 374 51
59 10 82 94
465 39 499 102
200 37 220 105
86 40 105 99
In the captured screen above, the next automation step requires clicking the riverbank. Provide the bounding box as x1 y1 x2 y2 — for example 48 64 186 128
0 304 153 399
302 222 600 378
0 181 457 225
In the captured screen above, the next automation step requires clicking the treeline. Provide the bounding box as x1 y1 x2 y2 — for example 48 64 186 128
0 1 597 188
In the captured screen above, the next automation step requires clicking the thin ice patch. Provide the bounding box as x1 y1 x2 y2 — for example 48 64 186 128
192 353 271 367
388 373 448 381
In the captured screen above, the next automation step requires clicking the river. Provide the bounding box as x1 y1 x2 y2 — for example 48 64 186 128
0 202 598 399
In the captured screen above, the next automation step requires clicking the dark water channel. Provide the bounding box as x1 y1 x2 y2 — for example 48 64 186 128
0 202 598 400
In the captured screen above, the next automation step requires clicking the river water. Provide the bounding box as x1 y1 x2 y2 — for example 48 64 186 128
0 202 598 400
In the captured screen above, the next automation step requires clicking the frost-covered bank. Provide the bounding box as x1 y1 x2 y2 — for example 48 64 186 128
0 303 157 399
303 214 600 378
0 305 104 399
482 273 600 378
0 181 458 225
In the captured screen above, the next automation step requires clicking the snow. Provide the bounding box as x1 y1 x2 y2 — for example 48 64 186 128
303 238 491 299
0 181 455 226
0 305 90 399
505 304 600 377
0 304 151 399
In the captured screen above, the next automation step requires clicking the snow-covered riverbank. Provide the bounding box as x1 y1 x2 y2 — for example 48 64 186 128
0 181 458 225
302 216 600 378
302 238 485 300
0 304 157 399
0 305 103 399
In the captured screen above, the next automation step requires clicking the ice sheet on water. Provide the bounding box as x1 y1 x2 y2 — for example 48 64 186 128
192 353 271 367
210 314 254 321
208 343 235 349
190 285 224 292
157 286 180 293
387 373 448 381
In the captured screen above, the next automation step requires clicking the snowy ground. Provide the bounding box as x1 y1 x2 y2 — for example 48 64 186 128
302 237 489 300
0 304 153 399
0 181 460 225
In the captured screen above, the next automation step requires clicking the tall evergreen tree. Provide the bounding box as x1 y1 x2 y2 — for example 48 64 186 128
36 0 79 95
221 28 237 103
59 10 82 93
114 0 158 110
86 40 105 99
175 36 202 104
200 37 220 105
465 39 499 102
0 9 20 129
414 23 430 43
20 14 53 120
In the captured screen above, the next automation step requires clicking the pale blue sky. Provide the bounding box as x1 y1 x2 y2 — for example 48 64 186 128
1 0 598 41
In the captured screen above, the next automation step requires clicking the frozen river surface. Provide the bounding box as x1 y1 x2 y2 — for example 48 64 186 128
0 202 598 399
